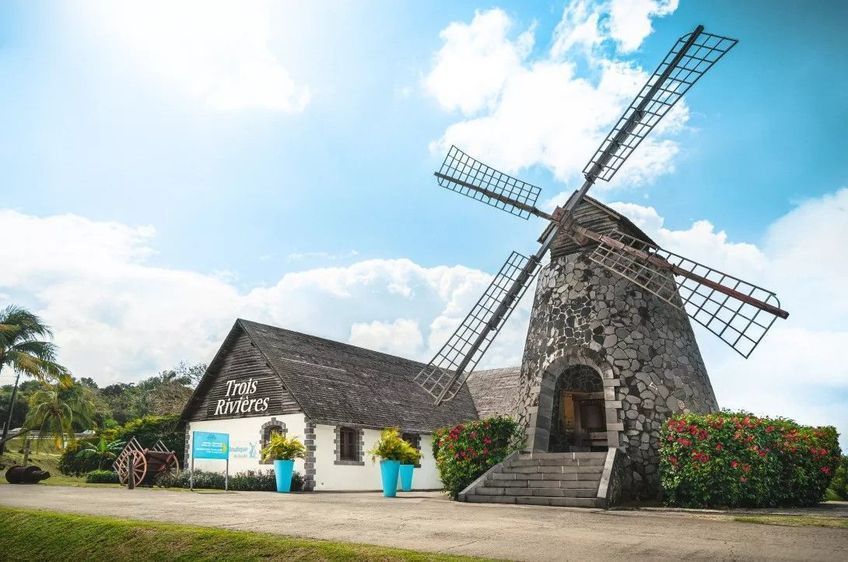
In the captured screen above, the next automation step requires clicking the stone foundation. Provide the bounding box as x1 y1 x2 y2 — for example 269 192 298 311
517 252 718 498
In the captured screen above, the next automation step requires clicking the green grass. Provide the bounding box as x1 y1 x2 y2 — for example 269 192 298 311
0 507 491 561
733 515 848 529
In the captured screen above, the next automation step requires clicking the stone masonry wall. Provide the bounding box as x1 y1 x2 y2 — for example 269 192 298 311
517 252 718 497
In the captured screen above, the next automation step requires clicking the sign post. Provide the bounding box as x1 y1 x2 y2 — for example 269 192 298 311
191 431 230 492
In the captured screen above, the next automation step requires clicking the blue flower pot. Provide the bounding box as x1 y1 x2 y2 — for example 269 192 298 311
399 464 414 492
273 459 294 493
380 460 400 497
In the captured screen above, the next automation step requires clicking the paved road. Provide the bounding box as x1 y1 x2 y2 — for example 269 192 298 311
1 486 846 561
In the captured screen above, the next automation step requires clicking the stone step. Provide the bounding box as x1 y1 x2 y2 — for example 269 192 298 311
519 452 607 461
478 486 598 498
489 476 600 488
508 457 605 467
464 494 604 508
503 464 604 475
490 473 601 485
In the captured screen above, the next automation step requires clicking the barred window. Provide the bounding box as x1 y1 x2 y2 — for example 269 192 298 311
339 427 358 462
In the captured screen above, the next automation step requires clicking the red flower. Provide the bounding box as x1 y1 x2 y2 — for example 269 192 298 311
731 460 739 469
821 466 831 475
765 425 775 433
483 436 493 445
698 429 709 441
715 443 723 452
740 476 748 483
677 438 692 447
742 464 751 473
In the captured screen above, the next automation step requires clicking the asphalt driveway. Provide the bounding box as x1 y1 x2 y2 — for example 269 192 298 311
1 486 846 561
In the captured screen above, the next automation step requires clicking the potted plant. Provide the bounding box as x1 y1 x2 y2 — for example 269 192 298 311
261 433 305 493
398 442 421 492
369 428 408 497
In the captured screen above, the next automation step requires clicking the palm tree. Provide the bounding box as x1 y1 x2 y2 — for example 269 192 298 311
0 305 72 453
76 437 125 470
24 382 94 450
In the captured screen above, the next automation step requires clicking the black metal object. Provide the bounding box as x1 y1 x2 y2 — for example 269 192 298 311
435 146 543 219
415 25 772 404
583 26 737 183
5 465 51 484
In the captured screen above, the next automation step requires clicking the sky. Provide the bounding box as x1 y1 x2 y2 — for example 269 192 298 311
1 1 846 446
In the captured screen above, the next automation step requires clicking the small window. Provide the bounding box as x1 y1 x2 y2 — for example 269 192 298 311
339 427 358 462
259 422 285 464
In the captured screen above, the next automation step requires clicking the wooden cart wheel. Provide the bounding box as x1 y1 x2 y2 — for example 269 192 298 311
116 459 129 485
130 450 147 487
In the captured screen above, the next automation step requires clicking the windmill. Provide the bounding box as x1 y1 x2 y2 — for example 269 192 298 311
415 25 789 405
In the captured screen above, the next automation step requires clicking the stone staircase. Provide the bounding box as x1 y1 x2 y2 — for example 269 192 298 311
460 451 609 508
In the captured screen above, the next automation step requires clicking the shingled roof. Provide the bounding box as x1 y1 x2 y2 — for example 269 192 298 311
230 319 480 433
465 367 521 419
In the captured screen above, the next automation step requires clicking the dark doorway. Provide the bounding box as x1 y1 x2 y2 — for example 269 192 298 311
549 365 607 452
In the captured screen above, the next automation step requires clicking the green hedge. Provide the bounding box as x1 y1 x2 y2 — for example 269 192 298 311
85 470 120 484
60 415 185 477
660 411 841 508
58 440 101 477
102 415 185 465
432 416 523 499
157 469 304 492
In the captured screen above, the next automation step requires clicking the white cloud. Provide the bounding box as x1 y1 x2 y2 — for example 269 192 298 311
425 9 534 115
77 0 309 112
0 210 529 385
608 0 678 53
425 2 688 192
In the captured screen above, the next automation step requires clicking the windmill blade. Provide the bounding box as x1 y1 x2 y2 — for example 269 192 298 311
415 251 540 403
435 145 543 220
579 226 788 358
583 26 738 183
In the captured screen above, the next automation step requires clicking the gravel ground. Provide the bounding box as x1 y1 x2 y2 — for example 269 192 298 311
1 486 846 561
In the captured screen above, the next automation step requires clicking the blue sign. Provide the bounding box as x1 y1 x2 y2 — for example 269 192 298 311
192 431 229 460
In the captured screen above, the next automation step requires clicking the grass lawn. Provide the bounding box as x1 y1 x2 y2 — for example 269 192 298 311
732 515 848 529
0 506 490 562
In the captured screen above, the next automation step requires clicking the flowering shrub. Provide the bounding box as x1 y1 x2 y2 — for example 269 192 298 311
432 416 523 499
660 411 841 508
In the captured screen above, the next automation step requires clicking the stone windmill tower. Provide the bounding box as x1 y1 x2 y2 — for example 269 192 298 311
415 26 790 499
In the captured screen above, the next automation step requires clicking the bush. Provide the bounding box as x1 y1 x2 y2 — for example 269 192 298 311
60 415 185 476
157 469 304 492
432 416 524 499
58 440 101 476
102 415 185 465
826 456 848 500
85 470 120 484
660 411 841 508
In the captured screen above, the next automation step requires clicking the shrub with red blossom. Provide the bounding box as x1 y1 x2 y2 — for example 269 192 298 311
660 411 841 508
432 416 523 499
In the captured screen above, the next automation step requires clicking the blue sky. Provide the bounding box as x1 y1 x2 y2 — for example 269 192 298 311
1 1 846 445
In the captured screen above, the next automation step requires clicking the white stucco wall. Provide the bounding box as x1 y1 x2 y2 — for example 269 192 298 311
187 416 444 492
311 424 442 491
187 414 307 476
